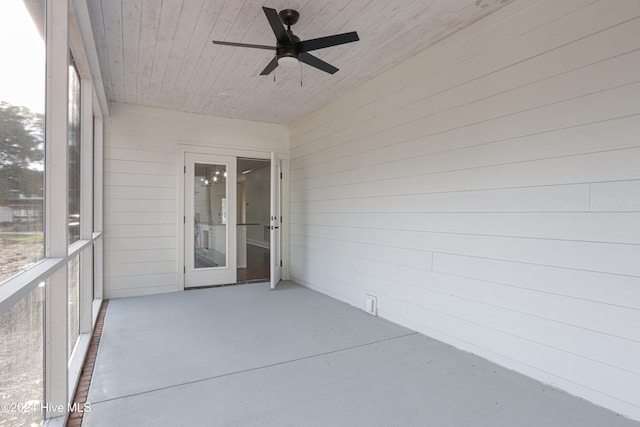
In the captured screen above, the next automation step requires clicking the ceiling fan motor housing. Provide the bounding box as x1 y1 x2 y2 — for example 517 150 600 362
277 32 300 62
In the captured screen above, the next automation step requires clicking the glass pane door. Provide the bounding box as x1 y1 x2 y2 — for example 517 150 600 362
185 154 236 287
194 163 227 269
236 158 271 282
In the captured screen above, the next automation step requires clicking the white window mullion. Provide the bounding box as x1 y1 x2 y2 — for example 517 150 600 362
44 0 69 420
79 246 93 333
92 237 103 308
80 79 93 241
79 78 93 334
93 111 104 301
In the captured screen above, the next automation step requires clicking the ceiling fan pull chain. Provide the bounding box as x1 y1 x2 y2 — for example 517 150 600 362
300 62 303 87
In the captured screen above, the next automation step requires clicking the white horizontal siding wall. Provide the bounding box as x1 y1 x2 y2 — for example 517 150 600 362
289 0 640 420
104 103 288 298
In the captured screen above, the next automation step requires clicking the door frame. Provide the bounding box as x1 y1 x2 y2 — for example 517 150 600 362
184 153 237 288
177 145 289 291
270 152 283 289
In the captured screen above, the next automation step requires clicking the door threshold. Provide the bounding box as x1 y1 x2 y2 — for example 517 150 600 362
185 279 269 291
236 278 269 285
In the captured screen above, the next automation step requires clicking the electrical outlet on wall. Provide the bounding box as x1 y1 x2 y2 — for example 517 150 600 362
365 294 377 316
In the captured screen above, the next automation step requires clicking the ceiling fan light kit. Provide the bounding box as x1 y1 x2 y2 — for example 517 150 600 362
212 7 359 76
277 55 299 67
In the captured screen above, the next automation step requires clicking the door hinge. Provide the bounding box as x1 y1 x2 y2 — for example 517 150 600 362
183 266 186 274
280 172 283 179
184 165 186 173
183 216 186 224
280 260 282 267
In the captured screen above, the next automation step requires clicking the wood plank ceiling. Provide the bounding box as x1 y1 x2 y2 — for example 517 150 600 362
87 0 514 125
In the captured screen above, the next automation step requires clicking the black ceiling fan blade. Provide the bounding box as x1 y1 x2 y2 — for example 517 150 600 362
263 7 290 45
299 52 339 74
298 31 359 52
260 56 279 75
212 40 275 50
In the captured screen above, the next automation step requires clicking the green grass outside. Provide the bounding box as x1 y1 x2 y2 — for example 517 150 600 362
0 233 44 242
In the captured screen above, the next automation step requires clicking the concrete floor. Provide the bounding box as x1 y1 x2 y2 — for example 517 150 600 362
83 281 638 426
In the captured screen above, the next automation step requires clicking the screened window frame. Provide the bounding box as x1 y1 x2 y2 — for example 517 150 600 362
0 0 106 424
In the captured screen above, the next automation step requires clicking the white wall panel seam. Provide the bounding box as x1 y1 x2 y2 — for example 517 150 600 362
290 111 640 183
346 278 640 370
290 13 640 156
290 0 602 144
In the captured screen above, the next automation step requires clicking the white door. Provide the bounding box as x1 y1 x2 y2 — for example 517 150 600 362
270 152 282 289
185 153 237 287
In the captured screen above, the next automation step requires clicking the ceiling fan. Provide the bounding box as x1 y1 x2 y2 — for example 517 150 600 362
212 7 359 75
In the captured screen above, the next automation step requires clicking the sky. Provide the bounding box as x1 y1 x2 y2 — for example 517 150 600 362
0 1 46 114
